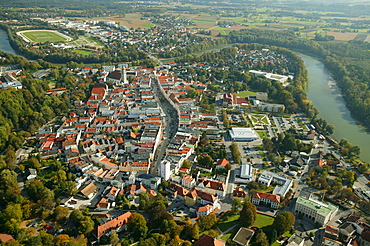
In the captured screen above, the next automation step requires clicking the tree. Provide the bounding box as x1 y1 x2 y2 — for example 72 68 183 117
225 163 232 171
197 155 213 167
272 212 295 235
232 198 243 212
78 216 94 235
182 160 192 169
127 213 148 240
207 229 220 238
359 163 369 174
269 229 278 244
110 231 120 246
346 170 356 183
139 192 150 210
239 202 256 227
325 124 335 135
186 88 200 99
0 203 23 234
190 223 199 240
255 231 269 246
197 214 218 231
53 206 70 224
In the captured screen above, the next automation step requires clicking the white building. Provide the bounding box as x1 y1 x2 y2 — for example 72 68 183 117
160 160 171 181
229 127 259 141
258 170 293 198
251 191 280 209
294 196 338 225
257 102 285 113
235 163 253 183
181 174 195 189
249 70 292 86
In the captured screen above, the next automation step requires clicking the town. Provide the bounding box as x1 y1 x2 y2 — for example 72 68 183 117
0 46 368 246
0 6 369 246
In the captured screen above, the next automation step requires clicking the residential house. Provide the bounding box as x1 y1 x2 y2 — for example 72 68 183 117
181 174 195 189
106 186 120 201
0 234 14 243
279 161 290 172
216 158 229 169
95 211 131 239
196 204 214 217
289 156 305 169
198 179 226 198
184 187 219 210
138 174 161 190
96 197 110 210
233 187 247 199
359 231 370 246
79 181 98 199
126 184 147 199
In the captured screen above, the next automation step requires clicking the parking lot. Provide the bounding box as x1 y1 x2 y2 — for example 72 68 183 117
167 199 195 218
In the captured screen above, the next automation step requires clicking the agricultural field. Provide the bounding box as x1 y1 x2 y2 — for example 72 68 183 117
17 30 71 43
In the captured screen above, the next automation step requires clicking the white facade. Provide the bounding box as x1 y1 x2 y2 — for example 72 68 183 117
258 170 293 198
160 160 171 181
294 197 338 225
235 163 253 183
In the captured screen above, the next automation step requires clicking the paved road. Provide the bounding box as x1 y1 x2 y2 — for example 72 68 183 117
149 74 178 175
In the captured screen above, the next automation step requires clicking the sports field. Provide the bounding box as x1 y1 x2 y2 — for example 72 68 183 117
17 30 71 43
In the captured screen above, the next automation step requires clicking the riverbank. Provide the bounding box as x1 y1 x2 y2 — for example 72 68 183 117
0 28 18 55
299 52 370 162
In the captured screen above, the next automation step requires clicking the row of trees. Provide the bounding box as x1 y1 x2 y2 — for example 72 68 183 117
230 142 241 164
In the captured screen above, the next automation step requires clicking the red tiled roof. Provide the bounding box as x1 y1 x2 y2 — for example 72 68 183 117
195 234 225 246
0 234 14 242
252 191 280 203
197 204 213 213
217 159 229 167
95 212 131 238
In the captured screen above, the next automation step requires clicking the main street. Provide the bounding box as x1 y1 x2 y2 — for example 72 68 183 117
149 74 179 175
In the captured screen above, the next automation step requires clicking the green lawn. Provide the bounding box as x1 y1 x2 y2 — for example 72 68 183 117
71 49 92 55
142 23 156 28
218 213 240 232
256 130 268 139
237 90 256 98
253 213 274 228
22 30 68 43
217 213 277 243
220 226 239 241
